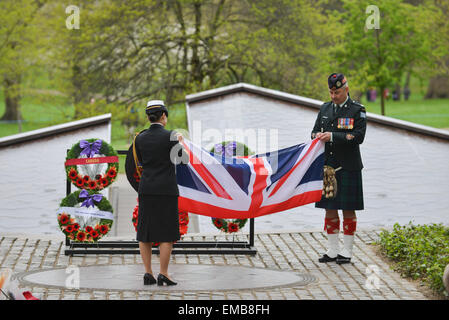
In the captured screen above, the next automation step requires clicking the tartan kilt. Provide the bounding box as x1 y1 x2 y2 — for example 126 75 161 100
315 169 364 210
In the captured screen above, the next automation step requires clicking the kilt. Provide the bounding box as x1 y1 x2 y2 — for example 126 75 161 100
136 194 180 243
315 169 364 210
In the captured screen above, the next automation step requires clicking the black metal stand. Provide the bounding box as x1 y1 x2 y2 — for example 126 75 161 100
64 149 257 256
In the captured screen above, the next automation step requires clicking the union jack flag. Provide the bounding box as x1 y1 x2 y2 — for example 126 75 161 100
176 138 325 219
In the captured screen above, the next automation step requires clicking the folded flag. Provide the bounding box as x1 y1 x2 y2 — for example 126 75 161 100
177 138 324 219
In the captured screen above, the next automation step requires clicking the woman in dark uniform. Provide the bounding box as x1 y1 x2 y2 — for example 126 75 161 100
134 100 183 286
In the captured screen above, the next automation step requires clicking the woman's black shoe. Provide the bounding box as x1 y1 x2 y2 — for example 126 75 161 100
318 254 337 263
144 273 156 285
157 273 177 286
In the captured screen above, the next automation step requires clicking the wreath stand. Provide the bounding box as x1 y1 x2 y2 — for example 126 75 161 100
64 149 257 256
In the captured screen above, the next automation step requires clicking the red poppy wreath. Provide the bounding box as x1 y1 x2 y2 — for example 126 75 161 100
57 190 114 242
131 201 189 246
211 218 248 234
65 139 119 191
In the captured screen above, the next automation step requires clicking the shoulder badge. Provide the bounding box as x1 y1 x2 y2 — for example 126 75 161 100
359 106 366 118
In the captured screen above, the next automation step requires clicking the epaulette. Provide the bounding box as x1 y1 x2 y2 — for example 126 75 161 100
351 100 366 112
321 101 333 110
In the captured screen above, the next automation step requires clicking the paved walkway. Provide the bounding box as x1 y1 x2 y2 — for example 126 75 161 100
0 230 427 300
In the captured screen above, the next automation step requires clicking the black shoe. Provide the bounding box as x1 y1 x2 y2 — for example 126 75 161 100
144 273 156 285
318 254 337 263
336 254 351 265
157 273 177 286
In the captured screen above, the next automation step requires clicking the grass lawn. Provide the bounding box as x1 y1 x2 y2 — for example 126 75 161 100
359 76 449 129
0 91 74 137
361 94 449 129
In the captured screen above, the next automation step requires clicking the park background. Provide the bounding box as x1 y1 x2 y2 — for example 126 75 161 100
1 0 448 298
1 0 449 143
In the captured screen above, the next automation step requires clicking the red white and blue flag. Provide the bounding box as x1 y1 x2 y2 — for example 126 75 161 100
176 139 325 219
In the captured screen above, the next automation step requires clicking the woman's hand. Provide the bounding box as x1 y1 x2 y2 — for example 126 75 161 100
176 133 184 142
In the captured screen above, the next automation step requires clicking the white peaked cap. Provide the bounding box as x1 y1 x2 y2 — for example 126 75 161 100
146 100 165 107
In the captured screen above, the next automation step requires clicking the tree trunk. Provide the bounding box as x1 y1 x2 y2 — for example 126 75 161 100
403 71 411 100
394 83 401 101
380 86 386 115
191 2 203 85
425 75 449 99
1 75 21 121
72 63 88 118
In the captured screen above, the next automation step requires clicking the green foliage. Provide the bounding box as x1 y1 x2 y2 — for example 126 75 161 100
247 0 338 100
423 0 449 76
378 222 449 297
332 0 434 114
2 0 449 136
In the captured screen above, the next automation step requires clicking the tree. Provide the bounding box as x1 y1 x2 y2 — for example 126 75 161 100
245 0 338 100
57 0 336 109
424 0 449 98
59 0 261 108
0 0 47 124
332 0 431 115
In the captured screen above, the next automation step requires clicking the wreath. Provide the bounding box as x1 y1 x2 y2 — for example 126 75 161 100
209 141 253 233
131 201 189 246
65 138 119 191
211 218 248 234
57 189 114 242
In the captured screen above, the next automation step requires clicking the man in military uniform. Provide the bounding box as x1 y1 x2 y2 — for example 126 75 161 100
311 73 367 264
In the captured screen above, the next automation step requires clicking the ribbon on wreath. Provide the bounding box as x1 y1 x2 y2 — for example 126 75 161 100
79 190 103 208
64 156 119 166
80 139 102 158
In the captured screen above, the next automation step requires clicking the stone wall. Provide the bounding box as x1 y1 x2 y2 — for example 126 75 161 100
0 116 111 235
187 90 449 233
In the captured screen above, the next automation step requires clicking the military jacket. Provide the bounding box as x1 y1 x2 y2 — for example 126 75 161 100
311 97 367 171
135 124 181 196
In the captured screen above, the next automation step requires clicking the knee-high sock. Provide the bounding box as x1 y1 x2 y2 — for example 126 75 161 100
340 218 357 258
324 218 340 258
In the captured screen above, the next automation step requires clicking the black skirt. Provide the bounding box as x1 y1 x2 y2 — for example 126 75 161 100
315 169 364 210
136 194 180 243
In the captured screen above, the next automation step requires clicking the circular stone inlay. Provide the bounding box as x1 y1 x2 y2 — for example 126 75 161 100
16 264 316 292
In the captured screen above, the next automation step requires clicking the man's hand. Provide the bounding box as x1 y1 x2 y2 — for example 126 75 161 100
316 132 332 142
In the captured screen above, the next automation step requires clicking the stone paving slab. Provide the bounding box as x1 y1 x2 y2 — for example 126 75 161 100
16 264 316 292
0 231 428 300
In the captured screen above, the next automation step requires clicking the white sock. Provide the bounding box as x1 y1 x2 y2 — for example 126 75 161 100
339 234 354 258
325 233 339 258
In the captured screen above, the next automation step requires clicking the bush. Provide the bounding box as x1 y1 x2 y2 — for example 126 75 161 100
377 222 449 297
